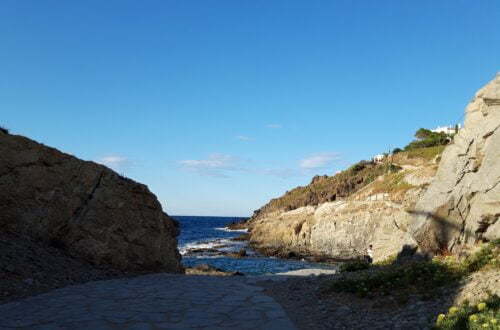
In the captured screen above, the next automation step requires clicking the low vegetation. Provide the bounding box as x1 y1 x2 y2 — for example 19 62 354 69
328 259 462 299
389 128 450 165
0 126 9 134
371 170 416 194
434 295 499 330
253 161 401 217
339 260 370 272
324 240 500 300
405 145 446 161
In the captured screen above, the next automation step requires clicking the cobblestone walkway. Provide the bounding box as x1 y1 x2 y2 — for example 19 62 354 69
0 274 296 330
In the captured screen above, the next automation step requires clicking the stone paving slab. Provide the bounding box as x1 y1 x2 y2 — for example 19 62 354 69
0 274 297 330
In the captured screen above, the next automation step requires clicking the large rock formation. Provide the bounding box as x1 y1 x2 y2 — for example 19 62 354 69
249 159 438 262
409 74 500 253
0 132 182 273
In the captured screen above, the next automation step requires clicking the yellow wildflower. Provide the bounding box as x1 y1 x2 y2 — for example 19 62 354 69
477 302 487 311
449 307 459 315
482 323 489 328
437 314 446 324
491 319 497 325
469 314 479 322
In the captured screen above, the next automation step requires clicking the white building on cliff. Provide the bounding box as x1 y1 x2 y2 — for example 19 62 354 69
373 154 386 163
431 124 461 135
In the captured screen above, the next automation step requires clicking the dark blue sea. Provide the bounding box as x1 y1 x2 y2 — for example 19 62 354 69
173 216 335 275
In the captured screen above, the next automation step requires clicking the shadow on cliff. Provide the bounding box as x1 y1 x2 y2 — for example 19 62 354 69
406 210 478 255
359 211 492 317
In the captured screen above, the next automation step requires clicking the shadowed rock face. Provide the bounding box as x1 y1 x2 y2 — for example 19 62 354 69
0 133 182 273
410 73 500 253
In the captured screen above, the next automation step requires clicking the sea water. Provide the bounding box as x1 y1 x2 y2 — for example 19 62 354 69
174 216 335 275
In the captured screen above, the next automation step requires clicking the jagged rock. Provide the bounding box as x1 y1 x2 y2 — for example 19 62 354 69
249 198 419 263
185 264 244 276
409 73 500 253
0 132 182 273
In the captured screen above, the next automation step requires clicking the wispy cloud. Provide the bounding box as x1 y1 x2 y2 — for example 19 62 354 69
266 123 282 129
96 155 131 171
299 152 341 169
235 135 253 141
178 151 341 179
179 153 243 178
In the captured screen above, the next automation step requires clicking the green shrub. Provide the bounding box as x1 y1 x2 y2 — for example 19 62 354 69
340 260 370 272
404 128 451 151
392 148 403 154
434 294 500 330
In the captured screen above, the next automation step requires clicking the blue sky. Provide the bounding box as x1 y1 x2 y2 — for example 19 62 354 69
2 1 499 216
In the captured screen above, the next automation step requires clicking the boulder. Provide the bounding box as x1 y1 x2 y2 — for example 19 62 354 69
0 132 182 273
409 73 500 253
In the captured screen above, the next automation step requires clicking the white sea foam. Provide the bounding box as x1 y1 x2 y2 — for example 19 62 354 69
179 240 220 255
214 227 248 233
179 238 246 255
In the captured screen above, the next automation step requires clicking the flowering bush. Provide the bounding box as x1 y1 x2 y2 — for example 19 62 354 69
434 295 499 330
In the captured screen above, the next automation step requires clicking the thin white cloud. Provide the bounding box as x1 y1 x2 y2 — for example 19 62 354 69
96 155 130 171
266 124 282 129
299 152 341 169
178 152 341 179
236 135 253 141
179 153 242 178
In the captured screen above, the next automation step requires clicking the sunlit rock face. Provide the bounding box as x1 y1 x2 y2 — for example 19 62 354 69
410 73 500 254
0 132 182 273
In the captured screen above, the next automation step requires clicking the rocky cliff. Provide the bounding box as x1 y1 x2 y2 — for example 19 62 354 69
249 156 439 262
409 73 500 254
249 74 500 261
0 132 182 273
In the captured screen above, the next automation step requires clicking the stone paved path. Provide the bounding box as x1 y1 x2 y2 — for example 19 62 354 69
0 274 296 330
